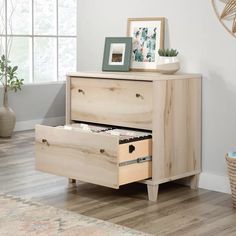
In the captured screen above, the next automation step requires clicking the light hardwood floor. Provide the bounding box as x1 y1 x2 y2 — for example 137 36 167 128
0 130 236 236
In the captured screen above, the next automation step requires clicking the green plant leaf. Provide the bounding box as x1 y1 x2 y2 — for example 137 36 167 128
158 48 179 57
0 54 24 92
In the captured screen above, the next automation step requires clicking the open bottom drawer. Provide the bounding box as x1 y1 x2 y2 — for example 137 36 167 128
35 124 152 189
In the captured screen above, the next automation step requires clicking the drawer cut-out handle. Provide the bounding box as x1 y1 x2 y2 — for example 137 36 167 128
42 139 50 146
129 145 135 153
78 89 85 94
136 93 144 99
100 149 105 154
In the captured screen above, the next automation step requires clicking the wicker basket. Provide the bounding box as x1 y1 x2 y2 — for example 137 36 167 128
225 154 236 208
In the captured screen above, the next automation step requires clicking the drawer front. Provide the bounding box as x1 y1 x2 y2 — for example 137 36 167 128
70 77 153 130
35 125 120 189
35 125 152 189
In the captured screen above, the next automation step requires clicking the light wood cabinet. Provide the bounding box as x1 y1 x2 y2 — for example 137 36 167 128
35 71 202 201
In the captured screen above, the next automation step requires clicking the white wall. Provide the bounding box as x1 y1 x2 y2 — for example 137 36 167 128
0 83 66 131
77 0 236 192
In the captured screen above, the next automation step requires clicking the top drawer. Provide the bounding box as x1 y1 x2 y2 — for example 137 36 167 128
70 77 153 130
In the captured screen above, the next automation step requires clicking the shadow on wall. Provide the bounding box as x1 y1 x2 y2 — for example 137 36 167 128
202 71 236 174
42 84 66 126
164 18 170 48
0 83 66 126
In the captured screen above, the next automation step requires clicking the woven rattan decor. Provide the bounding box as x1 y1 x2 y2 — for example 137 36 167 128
212 0 236 38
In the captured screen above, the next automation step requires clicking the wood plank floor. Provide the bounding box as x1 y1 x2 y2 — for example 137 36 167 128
0 130 236 235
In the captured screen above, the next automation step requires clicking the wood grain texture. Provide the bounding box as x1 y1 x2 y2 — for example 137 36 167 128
143 170 201 186
1 131 235 236
66 76 71 125
118 139 152 162
190 174 200 190
70 77 153 130
152 78 201 183
119 162 152 186
147 184 159 202
66 72 202 201
67 71 202 81
35 125 152 188
35 125 120 189
118 139 152 185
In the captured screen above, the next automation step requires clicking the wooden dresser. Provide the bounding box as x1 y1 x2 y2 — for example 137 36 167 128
35 71 202 201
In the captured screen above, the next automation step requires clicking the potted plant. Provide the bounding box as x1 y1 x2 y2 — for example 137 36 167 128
0 55 24 137
156 48 180 74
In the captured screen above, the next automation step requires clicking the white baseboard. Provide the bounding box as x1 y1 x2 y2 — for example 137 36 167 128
199 172 231 194
14 116 65 132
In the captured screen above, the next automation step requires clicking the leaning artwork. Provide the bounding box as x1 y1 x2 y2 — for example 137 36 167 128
127 17 165 71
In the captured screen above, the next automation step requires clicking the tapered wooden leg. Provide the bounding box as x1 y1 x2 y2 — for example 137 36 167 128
68 178 76 184
147 184 159 202
190 174 199 190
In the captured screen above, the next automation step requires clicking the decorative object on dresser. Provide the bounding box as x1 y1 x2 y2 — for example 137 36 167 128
212 0 236 38
127 17 165 71
35 71 202 202
0 55 24 138
102 37 132 72
156 48 180 74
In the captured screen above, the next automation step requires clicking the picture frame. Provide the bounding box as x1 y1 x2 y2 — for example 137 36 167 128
127 17 165 71
102 37 132 72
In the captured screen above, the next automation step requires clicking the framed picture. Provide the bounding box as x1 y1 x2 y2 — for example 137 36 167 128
127 17 165 71
102 37 132 72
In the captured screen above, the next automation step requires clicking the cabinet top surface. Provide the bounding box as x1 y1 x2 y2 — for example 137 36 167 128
67 71 202 81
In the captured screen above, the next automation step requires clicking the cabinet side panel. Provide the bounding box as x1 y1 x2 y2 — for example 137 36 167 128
66 76 71 125
152 78 201 181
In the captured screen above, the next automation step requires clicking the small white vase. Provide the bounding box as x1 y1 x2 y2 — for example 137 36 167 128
156 56 180 74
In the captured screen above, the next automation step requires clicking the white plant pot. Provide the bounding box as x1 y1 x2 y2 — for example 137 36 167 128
156 56 180 74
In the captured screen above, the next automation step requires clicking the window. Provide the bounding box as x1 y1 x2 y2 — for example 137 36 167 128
0 0 77 83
